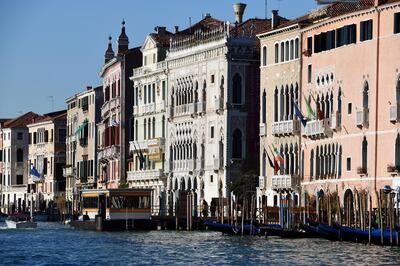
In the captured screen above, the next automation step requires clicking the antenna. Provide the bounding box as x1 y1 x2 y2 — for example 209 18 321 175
265 0 267 19
48 96 54 112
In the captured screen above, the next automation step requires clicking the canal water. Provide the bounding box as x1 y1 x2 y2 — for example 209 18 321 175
1 222 400 265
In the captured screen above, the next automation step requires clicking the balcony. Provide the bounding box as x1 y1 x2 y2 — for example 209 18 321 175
272 120 300 136
214 158 223 171
389 103 400 123
260 123 266 137
101 97 120 119
131 61 166 78
356 108 369 128
63 166 76 177
357 166 367 175
98 145 120 160
171 159 195 171
196 101 205 114
303 118 332 139
173 103 195 117
127 169 163 182
129 138 165 151
331 111 342 131
258 176 265 189
271 174 299 190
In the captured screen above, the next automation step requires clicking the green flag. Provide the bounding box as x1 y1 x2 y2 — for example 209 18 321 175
303 95 315 120
75 120 88 136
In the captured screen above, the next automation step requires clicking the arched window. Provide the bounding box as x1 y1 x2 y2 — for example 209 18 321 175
280 42 285 62
274 88 278 122
285 85 289 120
274 43 279 63
262 150 266 176
295 38 299 59
290 40 294 60
262 46 267 66
395 134 400 167
363 82 369 109
16 148 23 162
280 87 284 121
396 77 400 103
310 149 314 180
262 90 266 124
162 116 165 138
135 87 139 106
362 136 368 172
220 75 224 104
144 85 147 104
152 117 155 138
338 145 342 178
143 119 147 139
135 120 138 140
316 146 320 179
148 119 151 139
285 41 289 61
232 129 242 159
232 73 242 104
202 80 207 110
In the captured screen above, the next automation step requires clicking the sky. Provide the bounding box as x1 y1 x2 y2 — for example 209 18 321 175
0 0 318 118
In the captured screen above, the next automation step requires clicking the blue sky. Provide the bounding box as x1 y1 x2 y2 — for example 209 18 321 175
0 0 318 118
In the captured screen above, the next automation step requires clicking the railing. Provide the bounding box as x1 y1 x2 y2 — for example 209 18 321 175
356 108 369 127
260 123 266 136
171 159 196 171
129 138 165 151
272 120 300 136
98 145 120 159
132 61 166 78
101 97 120 118
271 174 299 190
389 103 400 122
127 169 163 182
331 111 342 131
173 103 195 117
63 166 76 177
303 118 331 138
133 101 166 115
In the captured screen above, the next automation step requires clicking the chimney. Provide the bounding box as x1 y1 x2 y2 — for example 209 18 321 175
203 13 211 19
154 26 166 34
86 86 92 91
233 3 246 24
174 26 179 33
272 10 279 29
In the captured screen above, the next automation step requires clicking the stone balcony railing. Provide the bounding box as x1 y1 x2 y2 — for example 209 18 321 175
303 118 332 139
63 166 76 177
129 138 165 151
272 120 300 136
98 145 120 160
101 97 120 119
127 169 163 182
171 159 197 171
271 174 299 190
132 61 166 78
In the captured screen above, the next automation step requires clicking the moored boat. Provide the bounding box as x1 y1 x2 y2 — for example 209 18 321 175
5 214 37 229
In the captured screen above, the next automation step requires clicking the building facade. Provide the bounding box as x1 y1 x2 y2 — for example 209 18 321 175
128 27 171 216
0 112 40 214
65 86 103 213
97 21 142 189
27 111 67 210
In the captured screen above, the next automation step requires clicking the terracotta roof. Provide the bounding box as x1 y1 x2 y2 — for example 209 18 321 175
4 112 42 128
176 16 225 36
149 31 175 46
234 17 288 37
32 110 67 124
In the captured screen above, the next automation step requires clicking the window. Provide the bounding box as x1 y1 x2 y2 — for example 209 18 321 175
307 65 312 83
397 77 400 103
348 103 352 114
162 116 165 138
59 129 66 142
262 90 266 124
363 82 369 109
210 175 213 183
362 137 368 172
152 117 155 138
16 175 23 185
152 53 156 63
16 149 23 162
262 46 267 66
17 132 23 140
360 20 373 42
232 73 242 104
211 74 215 84
346 157 351 171
135 87 139 106
295 38 299 58
0 150 2 162
274 43 279 63
162 81 166 100
285 41 289 61
395 134 400 168
232 129 242 159
210 126 214 139
290 40 294 60
280 42 284 62
144 85 147 104
307 36 313 54
395 12 400 34
144 55 147 65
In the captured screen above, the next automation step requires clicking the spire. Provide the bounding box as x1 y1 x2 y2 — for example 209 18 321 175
117 19 129 56
104 35 114 64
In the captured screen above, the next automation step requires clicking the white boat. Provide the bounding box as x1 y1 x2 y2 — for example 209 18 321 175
5 218 37 229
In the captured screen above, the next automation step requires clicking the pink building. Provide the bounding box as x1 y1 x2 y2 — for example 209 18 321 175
97 21 142 189
300 0 400 208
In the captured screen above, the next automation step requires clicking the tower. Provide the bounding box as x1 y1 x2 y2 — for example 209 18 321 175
117 20 129 56
104 35 114 64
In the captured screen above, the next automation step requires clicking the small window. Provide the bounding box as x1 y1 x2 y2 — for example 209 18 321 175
211 75 215 84
307 65 312 84
210 175 213 183
348 103 352 114
307 36 313 54
346 157 351 171
17 132 23 140
394 12 400 34
152 53 156 63
16 175 23 185
210 126 214 139
360 20 373 42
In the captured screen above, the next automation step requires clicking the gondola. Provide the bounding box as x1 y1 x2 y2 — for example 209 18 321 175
203 220 263 235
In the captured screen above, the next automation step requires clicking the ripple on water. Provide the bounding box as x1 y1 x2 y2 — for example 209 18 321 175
1 223 400 265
